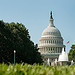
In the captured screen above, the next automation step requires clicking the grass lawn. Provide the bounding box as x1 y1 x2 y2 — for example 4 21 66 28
0 63 75 75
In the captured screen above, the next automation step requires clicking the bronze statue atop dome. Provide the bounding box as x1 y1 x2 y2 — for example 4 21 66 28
50 11 53 19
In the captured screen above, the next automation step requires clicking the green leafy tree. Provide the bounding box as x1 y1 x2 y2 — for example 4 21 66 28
0 21 14 63
0 21 42 64
68 45 75 62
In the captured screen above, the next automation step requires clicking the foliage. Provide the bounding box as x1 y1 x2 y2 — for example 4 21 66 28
68 45 75 62
0 63 75 75
0 20 42 64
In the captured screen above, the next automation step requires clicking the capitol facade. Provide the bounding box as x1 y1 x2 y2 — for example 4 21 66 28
38 12 65 62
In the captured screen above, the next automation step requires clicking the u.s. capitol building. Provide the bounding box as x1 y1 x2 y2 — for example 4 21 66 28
38 11 65 62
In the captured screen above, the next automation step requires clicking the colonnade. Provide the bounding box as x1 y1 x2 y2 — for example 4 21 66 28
40 47 62 53
40 40 63 44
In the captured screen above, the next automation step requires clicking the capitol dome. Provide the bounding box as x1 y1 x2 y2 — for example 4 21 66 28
42 26 61 37
38 11 65 62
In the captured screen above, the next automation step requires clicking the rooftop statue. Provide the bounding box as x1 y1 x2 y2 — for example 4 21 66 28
50 11 53 19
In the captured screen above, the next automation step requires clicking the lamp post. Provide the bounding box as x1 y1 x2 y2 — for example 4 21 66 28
14 50 16 65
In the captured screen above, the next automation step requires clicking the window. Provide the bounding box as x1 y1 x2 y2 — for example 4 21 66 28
53 40 54 43
51 48 52 53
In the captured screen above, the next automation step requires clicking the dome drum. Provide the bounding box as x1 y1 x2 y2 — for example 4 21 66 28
39 45 65 47
40 37 63 40
39 39 63 45
39 47 63 53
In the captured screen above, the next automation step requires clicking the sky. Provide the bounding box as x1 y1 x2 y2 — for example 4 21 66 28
0 0 75 53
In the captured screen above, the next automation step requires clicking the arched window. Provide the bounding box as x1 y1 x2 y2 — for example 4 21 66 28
49 48 50 51
51 48 52 53
45 40 46 43
58 48 59 53
46 40 47 43
56 47 57 53
55 40 56 43
57 40 58 44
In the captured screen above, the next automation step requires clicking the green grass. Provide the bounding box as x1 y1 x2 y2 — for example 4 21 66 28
0 63 75 75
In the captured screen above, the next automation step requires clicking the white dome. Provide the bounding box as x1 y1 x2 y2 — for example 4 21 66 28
38 12 65 62
42 26 61 37
58 48 68 61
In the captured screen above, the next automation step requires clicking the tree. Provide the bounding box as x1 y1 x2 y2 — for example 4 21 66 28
0 21 42 64
34 44 43 63
0 21 14 63
68 45 75 62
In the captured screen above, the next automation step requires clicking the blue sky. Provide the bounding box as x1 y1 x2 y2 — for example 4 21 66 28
0 0 75 53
